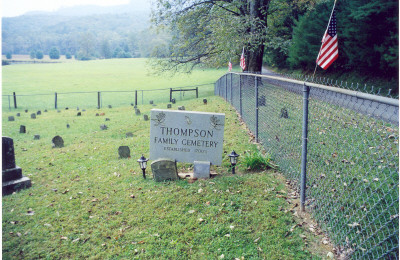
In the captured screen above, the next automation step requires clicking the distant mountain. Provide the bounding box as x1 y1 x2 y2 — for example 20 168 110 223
1 0 163 59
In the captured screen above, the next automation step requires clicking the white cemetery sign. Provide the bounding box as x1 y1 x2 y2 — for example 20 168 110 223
150 109 225 165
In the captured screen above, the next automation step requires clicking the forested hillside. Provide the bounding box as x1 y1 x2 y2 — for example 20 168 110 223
2 2 169 60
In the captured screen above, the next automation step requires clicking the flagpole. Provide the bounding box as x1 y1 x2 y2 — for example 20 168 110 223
312 0 338 80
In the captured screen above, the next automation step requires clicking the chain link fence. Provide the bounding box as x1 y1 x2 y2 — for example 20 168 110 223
3 84 213 111
215 72 399 259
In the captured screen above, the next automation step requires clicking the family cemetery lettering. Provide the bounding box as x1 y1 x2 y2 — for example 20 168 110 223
150 109 225 165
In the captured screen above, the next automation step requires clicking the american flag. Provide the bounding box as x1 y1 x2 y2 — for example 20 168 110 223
316 10 338 70
228 61 232 71
240 47 246 71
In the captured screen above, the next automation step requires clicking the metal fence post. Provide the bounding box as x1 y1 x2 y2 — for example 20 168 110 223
55 92 58 109
8 95 11 110
13 92 17 109
255 76 259 142
170 88 172 102
300 83 310 212
230 73 233 104
239 75 242 116
97 92 101 109
135 90 138 107
196 87 198 98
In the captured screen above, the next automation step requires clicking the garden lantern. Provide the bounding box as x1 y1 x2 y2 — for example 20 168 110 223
137 154 149 179
228 150 239 174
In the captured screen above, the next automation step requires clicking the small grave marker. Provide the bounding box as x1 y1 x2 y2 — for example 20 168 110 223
2 137 31 195
44 110 48 112
30 113 36 119
25 109 28 113
151 159 178 182
8 116 15 121
143 115 149 121
167 104 172 109
171 98 176 104
19 125 26 133
280 108 289 118
77 107 79 110
100 124 108 130
108 105 112 108
66 124 70 128
37 110 41 115
149 100 153 105
82 109 86 112
126 132 134 138
118 146 131 158
57 110 61 113
135 109 141 115
105 118 110 121
203 99 207 105
193 161 211 179
34 135 40 140
65 107 69 110
77 112 81 116
16 113 20 117
178 106 185 110
52 136 64 148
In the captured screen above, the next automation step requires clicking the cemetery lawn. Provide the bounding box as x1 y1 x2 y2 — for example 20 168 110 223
2 97 329 259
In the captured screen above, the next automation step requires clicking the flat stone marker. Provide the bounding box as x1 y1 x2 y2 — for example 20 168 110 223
52 136 64 148
77 112 81 116
34 135 40 140
19 125 26 134
2 137 31 195
143 115 149 121
108 105 112 108
105 118 110 121
135 109 141 115
193 161 211 179
167 104 172 109
8 116 15 121
82 109 86 112
57 110 61 113
65 107 69 110
100 124 108 130
118 146 131 158
96 113 99 116
37 110 41 115
16 113 20 117
30 113 36 119
44 110 48 112
178 106 185 110
126 132 134 138
151 158 178 182
150 109 225 165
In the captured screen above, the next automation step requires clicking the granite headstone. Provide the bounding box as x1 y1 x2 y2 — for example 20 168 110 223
118 146 131 158
151 158 178 182
52 136 64 148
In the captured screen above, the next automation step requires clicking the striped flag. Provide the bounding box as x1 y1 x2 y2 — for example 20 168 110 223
240 47 246 71
228 61 232 71
316 10 338 70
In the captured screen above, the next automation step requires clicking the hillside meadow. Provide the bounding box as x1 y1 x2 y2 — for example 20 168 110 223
2 59 333 259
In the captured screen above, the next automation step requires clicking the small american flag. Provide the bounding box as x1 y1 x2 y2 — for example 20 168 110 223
240 47 246 71
316 10 338 70
228 61 232 71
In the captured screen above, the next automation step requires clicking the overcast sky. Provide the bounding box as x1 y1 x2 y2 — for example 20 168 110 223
2 0 131 17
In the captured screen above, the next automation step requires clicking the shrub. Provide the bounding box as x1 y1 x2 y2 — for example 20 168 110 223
6 52 12 59
242 147 273 171
49 47 60 59
65 53 72 59
36 51 43 59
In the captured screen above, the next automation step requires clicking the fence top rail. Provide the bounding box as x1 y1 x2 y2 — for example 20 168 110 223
228 72 399 107
2 83 213 97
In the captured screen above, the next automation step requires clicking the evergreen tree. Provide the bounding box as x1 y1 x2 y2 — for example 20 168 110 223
35 50 44 59
49 47 60 59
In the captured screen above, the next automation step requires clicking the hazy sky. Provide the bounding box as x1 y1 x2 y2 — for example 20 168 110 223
2 0 131 17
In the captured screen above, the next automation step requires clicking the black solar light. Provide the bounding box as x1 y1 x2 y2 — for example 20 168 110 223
228 150 239 174
137 154 149 179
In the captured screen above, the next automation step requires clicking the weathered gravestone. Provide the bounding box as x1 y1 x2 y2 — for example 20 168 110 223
34 135 40 140
105 118 110 121
77 112 81 116
135 109 141 115
37 110 41 115
178 106 185 110
16 113 20 117
171 98 176 104
25 109 28 113
57 110 61 113
151 158 178 182
203 99 208 105
118 146 131 158
126 132 134 138
280 107 289 118
108 105 112 108
30 113 36 119
100 124 108 130
143 115 149 121
96 113 99 116
2 137 31 195
150 109 225 167
66 124 70 129
8 116 15 121
167 104 172 109
149 100 153 105
19 125 26 133
44 110 48 112
52 136 64 148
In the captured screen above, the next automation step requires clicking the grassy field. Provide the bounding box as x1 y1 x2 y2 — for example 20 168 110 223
2 58 225 110
2 96 332 259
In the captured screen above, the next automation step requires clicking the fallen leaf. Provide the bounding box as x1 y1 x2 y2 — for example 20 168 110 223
62 189 69 194
254 237 260 243
138 240 145 244
91 198 99 202
72 238 80 243
61 236 68 240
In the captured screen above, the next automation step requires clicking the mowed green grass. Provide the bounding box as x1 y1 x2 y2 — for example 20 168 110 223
2 97 327 259
2 58 225 110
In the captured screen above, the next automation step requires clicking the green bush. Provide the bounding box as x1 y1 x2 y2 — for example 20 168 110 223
242 146 273 171
35 50 43 59
6 52 12 59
